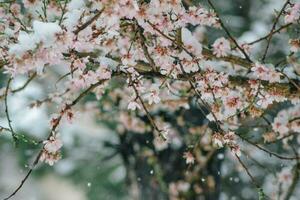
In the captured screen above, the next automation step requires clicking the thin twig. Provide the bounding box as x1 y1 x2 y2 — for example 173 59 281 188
137 25 157 71
235 154 260 188
58 0 68 25
261 0 290 62
283 150 299 200
0 73 37 100
207 0 252 63
238 134 300 160
130 79 167 140
4 78 18 144
73 8 104 35
3 79 108 200
248 23 292 45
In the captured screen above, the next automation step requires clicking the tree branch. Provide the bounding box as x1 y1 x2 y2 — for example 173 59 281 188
2 79 108 200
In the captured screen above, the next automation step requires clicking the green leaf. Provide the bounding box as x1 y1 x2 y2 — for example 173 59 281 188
258 188 266 200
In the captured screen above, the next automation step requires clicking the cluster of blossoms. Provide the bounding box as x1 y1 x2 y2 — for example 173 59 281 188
212 132 241 156
194 69 249 122
251 63 281 83
267 166 295 199
40 133 63 166
272 104 300 138
284 2 300 23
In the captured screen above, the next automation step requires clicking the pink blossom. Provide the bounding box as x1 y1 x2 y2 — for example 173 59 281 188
73 59 86 70
251 63 281 83
285 3 300 24
212 133 224 148
230 144 241 157
144 85 161 105
289 39 300 53
212 37 231 57
43 134 63 153
183 152 195 165
40 150 62 166
181 27 202 57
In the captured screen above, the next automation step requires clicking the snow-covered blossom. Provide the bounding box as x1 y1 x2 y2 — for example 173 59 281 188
9 21 62 57
1 2 300 197
181 27 202 57
160 125 170 140
153 136 168 151
212 37 231 57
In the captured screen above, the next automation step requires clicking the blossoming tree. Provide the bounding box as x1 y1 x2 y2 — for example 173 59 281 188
0 0 300 199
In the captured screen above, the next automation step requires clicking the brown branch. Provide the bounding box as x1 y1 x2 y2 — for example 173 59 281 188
73 8 104 35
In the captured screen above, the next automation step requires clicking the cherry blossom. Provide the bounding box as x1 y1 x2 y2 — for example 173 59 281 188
289 39 300 53
272 104 300 138
212 37 231 57
144 85 161 105
285 3 300 23
251 63 281 83
43 134 63 153
40 133 63 166
40 150 62 166
183 152 195 165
